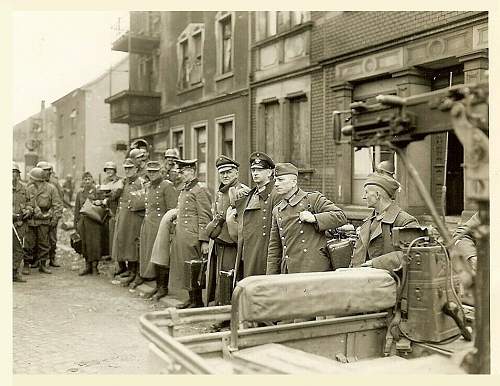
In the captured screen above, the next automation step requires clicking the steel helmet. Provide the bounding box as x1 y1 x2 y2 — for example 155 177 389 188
131 139 149 149
13 162 21 173
130 148 146 160
164 148 180 159
376 161 395 176
103 161 117 171
36 161 52 170
29 167 46 181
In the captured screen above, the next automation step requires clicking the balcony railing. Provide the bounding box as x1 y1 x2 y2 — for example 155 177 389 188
105 89 161 125
112 30 160 54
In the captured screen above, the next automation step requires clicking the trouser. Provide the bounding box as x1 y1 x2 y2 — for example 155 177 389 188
27 225 50 265
49 223 58 263
13 227 24 270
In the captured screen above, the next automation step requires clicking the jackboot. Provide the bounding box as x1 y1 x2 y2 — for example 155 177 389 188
152 268 169 301
114 261 127 277
129 274 145 289
39 260 52 274
92 261 99 275
79 260 92 276
121 261 137 287
22 263 31 276
176 291 194 309
192 288 204 308
13 269 26 283
49 258 61 268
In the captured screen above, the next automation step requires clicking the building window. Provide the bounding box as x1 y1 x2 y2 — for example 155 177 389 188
263 101 280 161
215 116 235 159
258 11 309 40
288 95 310 168
170 126 185 159
177 24 205 90
216 12 233 75
192 123 208 183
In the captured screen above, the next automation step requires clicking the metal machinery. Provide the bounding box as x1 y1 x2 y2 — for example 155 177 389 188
340 80 489 373
139 81 489 374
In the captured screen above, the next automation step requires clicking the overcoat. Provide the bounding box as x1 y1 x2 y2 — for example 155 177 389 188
351 202 418 267
172 178 212 291
75 187 108 262
111 175 145 262
230 180 281 279
206 179 248 305
139 178 178 278
266 189 347 274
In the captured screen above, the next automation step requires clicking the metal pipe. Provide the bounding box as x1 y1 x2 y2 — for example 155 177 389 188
388 142 452 246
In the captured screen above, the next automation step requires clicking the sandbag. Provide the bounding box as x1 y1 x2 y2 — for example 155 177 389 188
237 268 396 322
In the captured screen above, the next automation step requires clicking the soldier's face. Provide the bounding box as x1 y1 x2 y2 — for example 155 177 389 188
274 174 296 195
218 168 238 185
363 185 379 208
179 167 195 182
124 167 137 177
251 167 272 184
104 169 116 177
83 176 93 187
165 157 176 169
147 169 161 181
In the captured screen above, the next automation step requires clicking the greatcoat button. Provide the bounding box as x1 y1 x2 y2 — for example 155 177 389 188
262 232 266 236
304 249 307 252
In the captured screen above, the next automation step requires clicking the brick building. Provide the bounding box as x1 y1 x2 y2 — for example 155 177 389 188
247 11 488 221
107 11 251 192
53 56 129 185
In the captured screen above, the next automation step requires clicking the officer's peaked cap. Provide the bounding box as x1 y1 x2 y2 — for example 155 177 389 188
216 155 239 172
249 152 275 169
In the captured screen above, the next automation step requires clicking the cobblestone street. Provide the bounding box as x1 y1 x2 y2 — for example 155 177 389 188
13 227 163 374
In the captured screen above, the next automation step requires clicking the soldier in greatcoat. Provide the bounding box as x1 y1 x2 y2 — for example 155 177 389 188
130 161 177 298
169 159 212 309
205 155 250 307
13 162 33 282
351 173 418 271
266 163 347 274
111 158 146 286
74 172 108 275
129 148 148 180
226 152 281 282
25 167 63 274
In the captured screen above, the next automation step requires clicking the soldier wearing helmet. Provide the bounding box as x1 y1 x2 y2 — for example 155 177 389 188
13 162 33 282
25 167 63 274
129 148 149 180
35 161 67 267
162 148 182 189
100 161 122 258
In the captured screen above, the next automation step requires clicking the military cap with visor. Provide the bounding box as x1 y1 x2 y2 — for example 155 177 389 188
164 148 180 159
131 139 149 149
249 151 275 170
146 161 162 171
122 158 136 168
103 161 117 171
216 155 239 173
13 162 21 173
364 173 400 198
275 162 298 177
175 159 198 170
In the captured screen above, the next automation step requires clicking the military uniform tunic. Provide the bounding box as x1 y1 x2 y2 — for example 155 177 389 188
351 202 418 268
139 178 178 279
266 189 347 274
170 178 212 293
206 179 248 305
26 181 63 264
111 175 145 262
13 181 33 269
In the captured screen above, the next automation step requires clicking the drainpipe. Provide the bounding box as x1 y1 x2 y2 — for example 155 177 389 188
247 12 252 184
321 64 326 194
